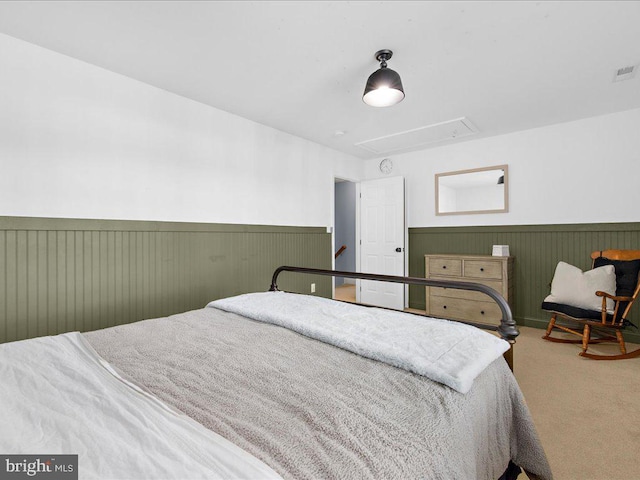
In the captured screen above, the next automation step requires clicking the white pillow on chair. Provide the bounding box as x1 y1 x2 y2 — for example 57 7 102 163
544 261 616 313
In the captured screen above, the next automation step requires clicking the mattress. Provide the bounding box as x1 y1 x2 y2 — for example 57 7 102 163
78 298 553 480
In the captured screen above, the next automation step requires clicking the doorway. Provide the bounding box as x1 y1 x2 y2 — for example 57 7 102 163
334 179 357 303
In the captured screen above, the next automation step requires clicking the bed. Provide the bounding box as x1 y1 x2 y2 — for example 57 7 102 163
0 266 552 480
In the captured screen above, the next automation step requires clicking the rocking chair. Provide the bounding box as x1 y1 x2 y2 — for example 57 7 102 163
542 249 640 360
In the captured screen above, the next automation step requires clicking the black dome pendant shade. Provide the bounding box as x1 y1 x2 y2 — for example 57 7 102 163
363 49 405 107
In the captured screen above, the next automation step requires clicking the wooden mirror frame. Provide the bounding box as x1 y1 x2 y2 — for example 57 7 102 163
435 164 509 216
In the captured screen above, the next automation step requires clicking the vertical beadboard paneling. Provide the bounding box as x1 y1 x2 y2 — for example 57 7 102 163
409 223 640 343
0 232 5 342
30 230 41 338
56 231 66 335
5 231 17 342
0 217 331 343
90 231 100 333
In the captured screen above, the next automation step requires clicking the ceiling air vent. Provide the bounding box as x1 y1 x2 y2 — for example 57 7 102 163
613 65 637 82
355 117 478 155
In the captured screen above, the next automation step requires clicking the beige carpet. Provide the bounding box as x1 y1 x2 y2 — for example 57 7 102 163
514 326 640 480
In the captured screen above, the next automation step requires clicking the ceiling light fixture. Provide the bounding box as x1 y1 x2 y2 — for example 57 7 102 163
362 49 405 107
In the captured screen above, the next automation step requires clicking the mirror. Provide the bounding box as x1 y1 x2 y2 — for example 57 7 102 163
435 165 508 215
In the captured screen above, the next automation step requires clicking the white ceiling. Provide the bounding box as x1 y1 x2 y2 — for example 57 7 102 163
0 1 639 159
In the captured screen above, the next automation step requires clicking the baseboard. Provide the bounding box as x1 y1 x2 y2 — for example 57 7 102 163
519 317 549 329
520 316 640 345
410 301 426 311
404 303 640 344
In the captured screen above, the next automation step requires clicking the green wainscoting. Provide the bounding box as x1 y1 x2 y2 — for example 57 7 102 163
0 217 331 343
409 222 640 344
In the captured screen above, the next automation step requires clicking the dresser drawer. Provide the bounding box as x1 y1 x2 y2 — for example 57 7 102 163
429 278 504 302
429 258 462 277
428 296 502 326
463 260 503 280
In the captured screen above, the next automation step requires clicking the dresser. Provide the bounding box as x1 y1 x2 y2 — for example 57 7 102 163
424 254 514 326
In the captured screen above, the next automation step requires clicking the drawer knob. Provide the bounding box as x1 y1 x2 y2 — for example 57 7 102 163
480 267 484 272
442 265 447 269
443 305 447 309
480 310 485 315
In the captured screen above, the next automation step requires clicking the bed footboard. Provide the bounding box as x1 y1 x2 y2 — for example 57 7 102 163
269 266 518 368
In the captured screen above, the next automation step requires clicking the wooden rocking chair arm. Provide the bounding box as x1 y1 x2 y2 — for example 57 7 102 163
595 291 633 302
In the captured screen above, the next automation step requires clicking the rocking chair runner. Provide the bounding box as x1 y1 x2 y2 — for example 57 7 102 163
542 249 640 360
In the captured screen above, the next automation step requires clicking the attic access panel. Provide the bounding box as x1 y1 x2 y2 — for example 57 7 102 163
355 117 478 155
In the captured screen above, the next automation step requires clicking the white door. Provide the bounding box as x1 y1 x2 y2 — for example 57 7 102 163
359 176 405 310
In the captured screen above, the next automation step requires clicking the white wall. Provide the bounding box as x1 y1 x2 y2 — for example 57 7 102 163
0 33 362 227
364 108 640 227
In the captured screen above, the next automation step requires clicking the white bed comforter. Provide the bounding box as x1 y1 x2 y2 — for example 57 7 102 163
0 332 282 480
208 291 510 393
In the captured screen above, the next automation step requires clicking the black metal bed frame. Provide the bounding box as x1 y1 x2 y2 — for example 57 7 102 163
269 265 519 343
